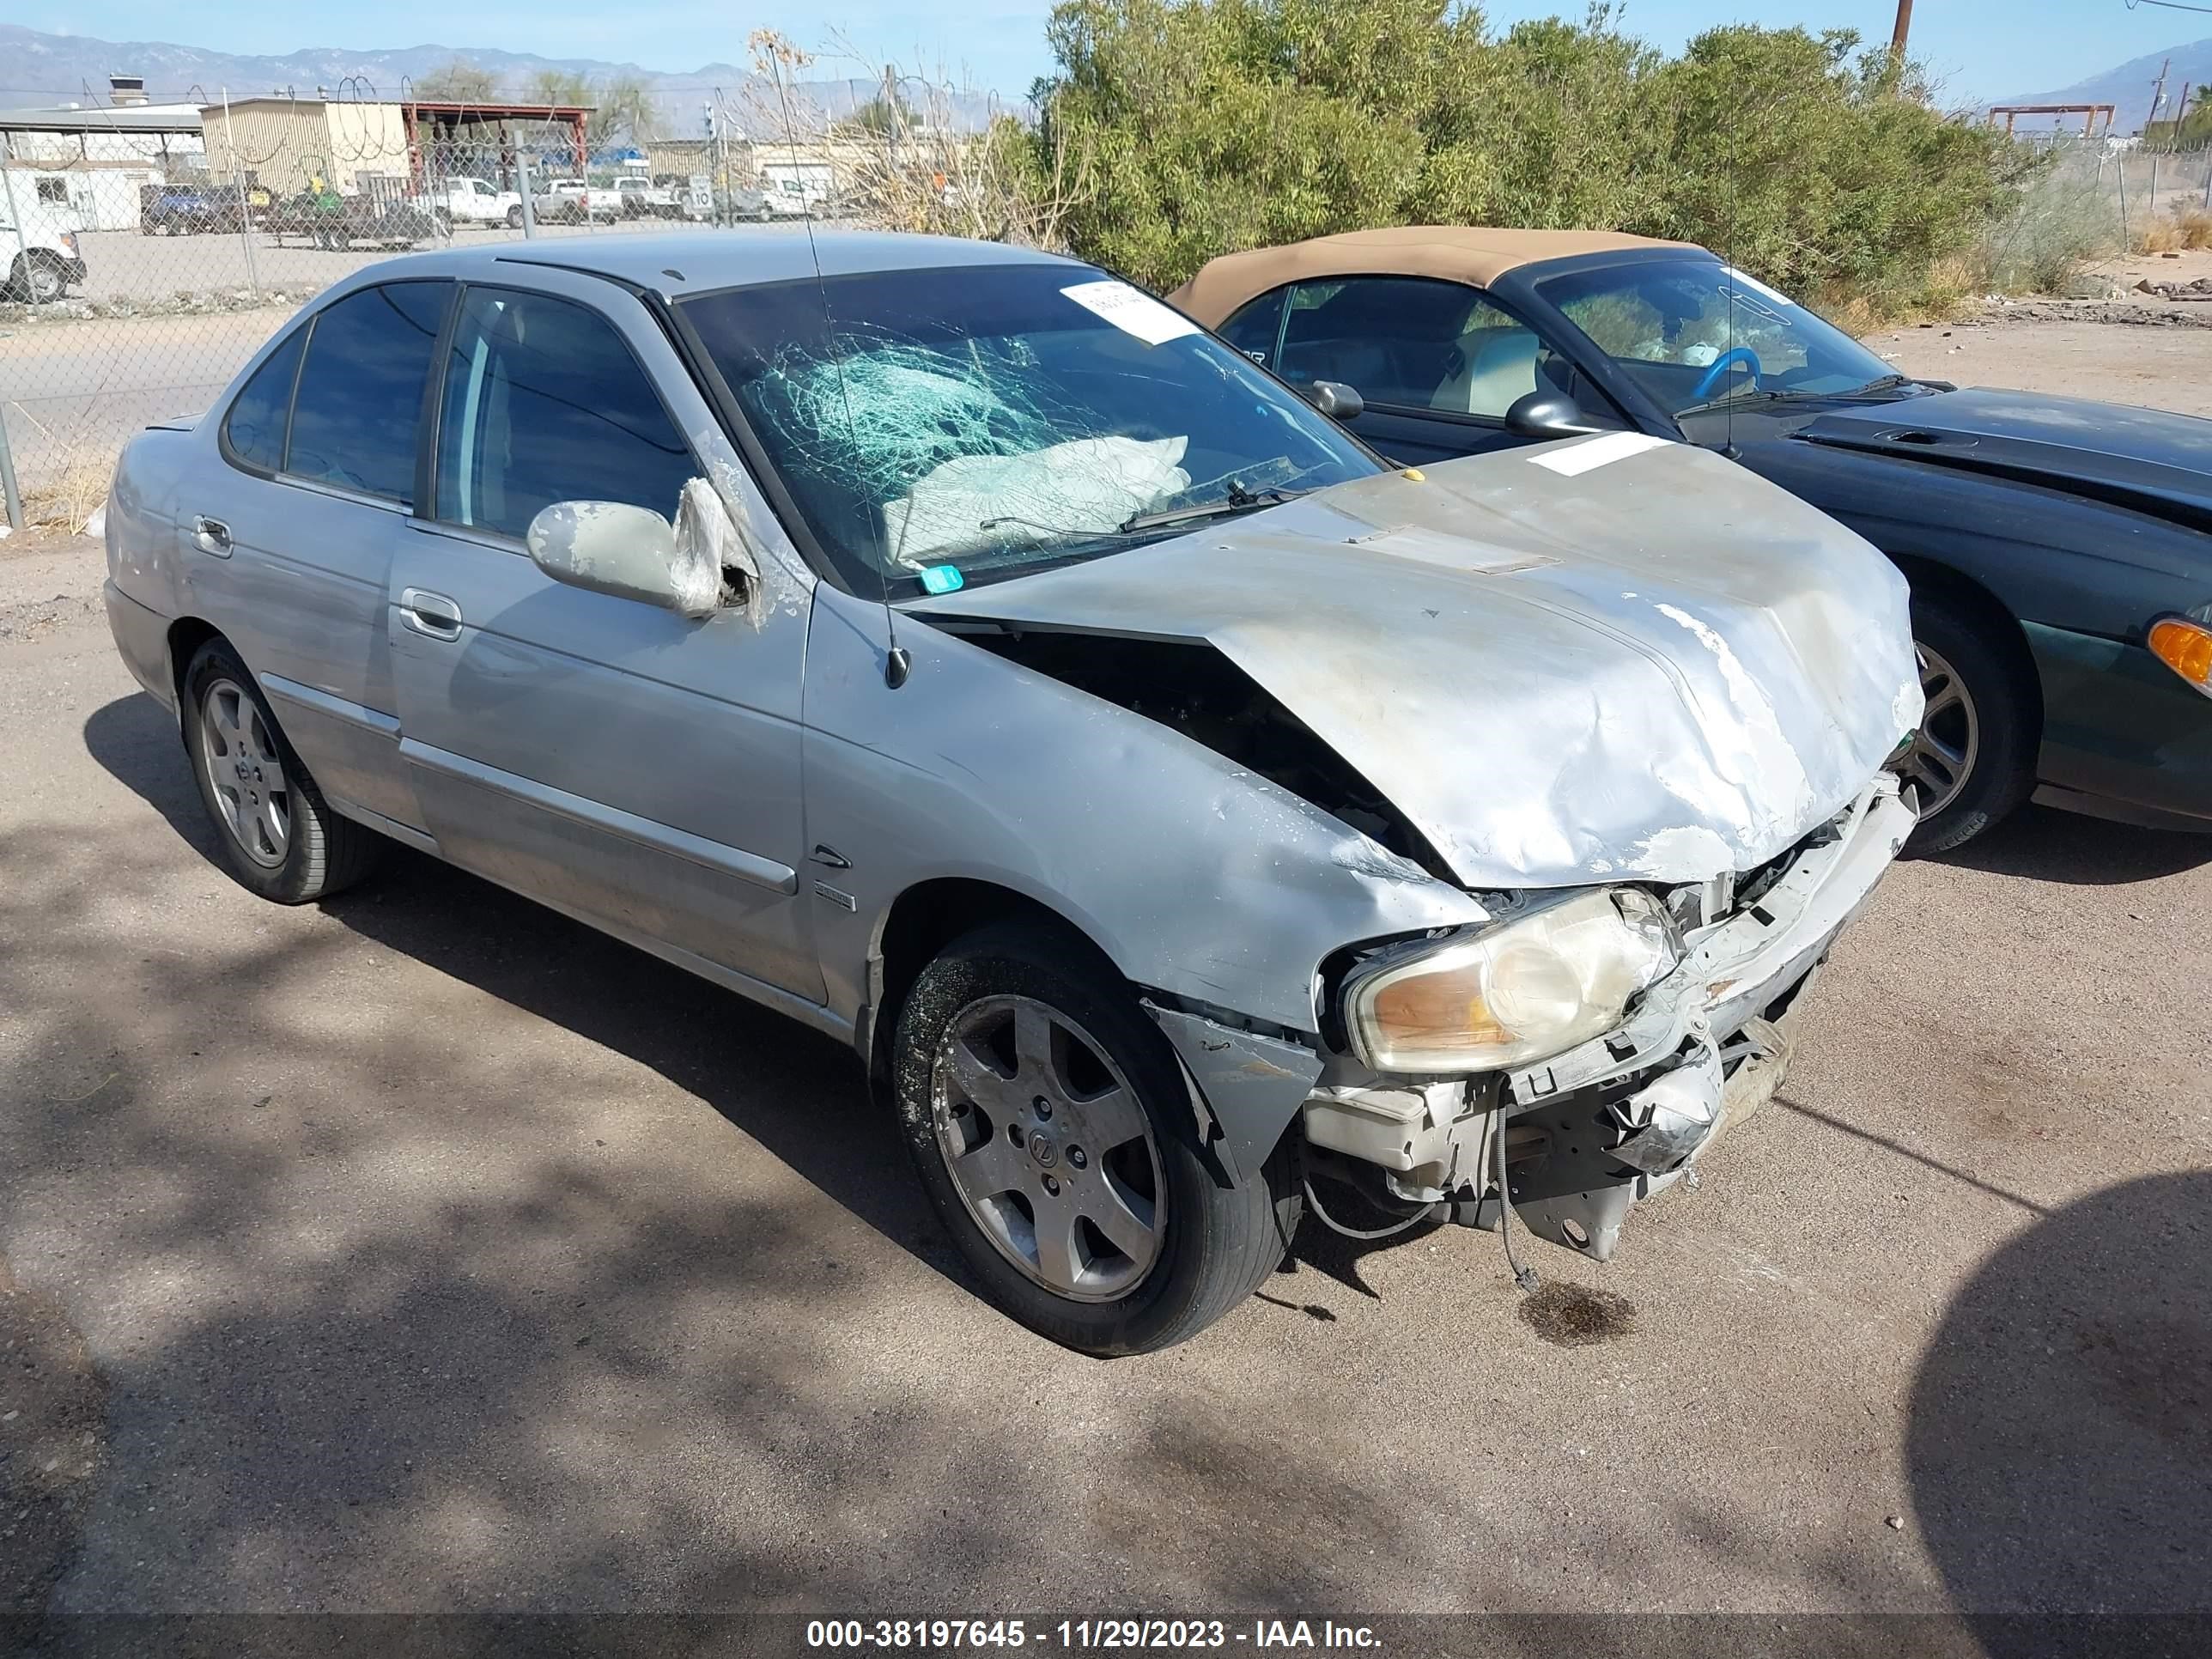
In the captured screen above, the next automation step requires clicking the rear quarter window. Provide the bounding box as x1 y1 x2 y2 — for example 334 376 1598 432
221 326 307 475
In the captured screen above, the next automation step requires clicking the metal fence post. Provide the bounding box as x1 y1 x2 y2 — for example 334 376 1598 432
0 410 22 533
0 131 32 284
0 137 29 531
222 88 262 298
516 152 537 237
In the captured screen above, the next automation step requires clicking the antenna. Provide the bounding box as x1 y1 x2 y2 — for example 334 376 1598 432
761 32 910 689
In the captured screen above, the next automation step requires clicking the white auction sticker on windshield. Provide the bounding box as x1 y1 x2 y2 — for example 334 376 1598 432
1062 280 1200 346
1723 264 1796 308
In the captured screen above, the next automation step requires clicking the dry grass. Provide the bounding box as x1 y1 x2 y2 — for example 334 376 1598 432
2130 205 2212 254
13 418 112 532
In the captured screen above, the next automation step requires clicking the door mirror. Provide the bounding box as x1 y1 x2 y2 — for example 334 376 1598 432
1306 380 1364 422
526 501 688 611
1505 388 1607 440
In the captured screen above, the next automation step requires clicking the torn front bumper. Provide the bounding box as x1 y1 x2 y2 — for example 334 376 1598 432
1302 773 1913 1257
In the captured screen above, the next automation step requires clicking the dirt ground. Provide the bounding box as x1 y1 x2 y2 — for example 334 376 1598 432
0 316 2206 1640
1866 310 2212 416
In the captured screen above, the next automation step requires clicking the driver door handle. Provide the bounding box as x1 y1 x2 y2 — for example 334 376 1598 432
399 587 463 641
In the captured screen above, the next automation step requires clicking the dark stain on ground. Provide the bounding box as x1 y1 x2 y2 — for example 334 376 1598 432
1255 1291 1338 1322
0 1255 108 1622
1519 1279 1637 1346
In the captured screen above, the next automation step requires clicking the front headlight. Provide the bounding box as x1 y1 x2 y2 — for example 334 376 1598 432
1343 888 1681 1073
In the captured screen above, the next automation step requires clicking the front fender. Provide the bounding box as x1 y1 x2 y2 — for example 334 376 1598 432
800 583 1492 1042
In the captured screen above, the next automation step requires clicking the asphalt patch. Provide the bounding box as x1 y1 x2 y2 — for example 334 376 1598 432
1518 1279 1637 1346
0 1255 108 1620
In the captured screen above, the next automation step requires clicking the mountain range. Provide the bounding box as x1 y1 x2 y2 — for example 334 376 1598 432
11 21 2210 143
0 25 1011 137
1996 38 2212 131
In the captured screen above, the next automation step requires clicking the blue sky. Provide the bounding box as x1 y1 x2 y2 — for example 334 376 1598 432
40 0 2204 107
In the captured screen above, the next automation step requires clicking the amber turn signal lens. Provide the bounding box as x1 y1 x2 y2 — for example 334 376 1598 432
2149 617 2212 694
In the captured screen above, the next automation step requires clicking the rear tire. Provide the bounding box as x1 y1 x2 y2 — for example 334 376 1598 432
1899 592 2038 854
894 921 1299 1355
182 639 381 903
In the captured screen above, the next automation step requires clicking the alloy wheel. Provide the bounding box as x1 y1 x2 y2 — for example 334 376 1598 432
930 994 1166 1303
200 678 291 868
1894 641 1980 818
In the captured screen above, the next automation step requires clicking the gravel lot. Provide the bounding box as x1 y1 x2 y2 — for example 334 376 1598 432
0 320 2207 1638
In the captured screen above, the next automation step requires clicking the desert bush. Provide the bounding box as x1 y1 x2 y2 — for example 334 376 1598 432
1019 0 2038 313
1967 143 2123 292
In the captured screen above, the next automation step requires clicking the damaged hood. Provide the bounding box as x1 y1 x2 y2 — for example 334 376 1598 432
914 435 1919 890
1796 387 2212 527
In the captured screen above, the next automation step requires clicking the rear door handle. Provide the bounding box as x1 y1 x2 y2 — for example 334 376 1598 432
191 516 232 556
399 586 463 641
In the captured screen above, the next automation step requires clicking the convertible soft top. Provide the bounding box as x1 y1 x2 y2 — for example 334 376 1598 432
1167 226 1697 324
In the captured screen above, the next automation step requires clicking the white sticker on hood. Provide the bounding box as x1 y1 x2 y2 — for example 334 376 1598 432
1062 280 1200 346
1528 432 1671 476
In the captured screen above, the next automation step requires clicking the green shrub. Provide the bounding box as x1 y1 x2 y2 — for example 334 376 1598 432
1022 0 2039 313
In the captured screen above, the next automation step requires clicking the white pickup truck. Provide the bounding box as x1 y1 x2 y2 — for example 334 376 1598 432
614 177 684 219
0 204 86 303
412 175 525 228
532 179 623 224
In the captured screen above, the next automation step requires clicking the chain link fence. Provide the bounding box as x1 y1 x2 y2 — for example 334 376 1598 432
0 75 948 531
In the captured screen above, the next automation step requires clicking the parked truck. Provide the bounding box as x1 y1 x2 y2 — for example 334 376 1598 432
532 179 623 224
614 176 684 219
411 175 524 229
1 198 87 302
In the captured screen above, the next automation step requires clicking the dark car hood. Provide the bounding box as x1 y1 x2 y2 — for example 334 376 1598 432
1794 387 2212 527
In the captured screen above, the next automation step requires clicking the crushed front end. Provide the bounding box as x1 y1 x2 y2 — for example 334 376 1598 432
1299 774 1913 1261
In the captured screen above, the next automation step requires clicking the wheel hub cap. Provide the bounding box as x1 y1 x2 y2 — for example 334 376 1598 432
930 994 1166 1304
1891 641 1980 820
199 678 291 869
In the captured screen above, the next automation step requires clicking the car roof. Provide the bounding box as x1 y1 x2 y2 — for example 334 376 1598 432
1168 226 1704 324
340 228 1080 301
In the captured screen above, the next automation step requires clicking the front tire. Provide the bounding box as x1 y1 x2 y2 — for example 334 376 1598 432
182 639 381 903
13 252 64 303
894 921 1299 1355
1897 593 2038 853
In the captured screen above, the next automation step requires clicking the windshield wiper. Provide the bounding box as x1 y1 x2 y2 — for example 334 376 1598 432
1676 378 1921 419
1117 483 1311 535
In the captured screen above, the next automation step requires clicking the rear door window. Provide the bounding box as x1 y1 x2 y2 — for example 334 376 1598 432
221 326 306 474
433 286 696 542
286 282 451 504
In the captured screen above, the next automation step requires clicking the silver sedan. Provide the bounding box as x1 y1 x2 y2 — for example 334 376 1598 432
101 231 1918 1352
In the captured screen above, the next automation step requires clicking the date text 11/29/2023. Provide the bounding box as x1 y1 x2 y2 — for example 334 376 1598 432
805 1620 1383 1650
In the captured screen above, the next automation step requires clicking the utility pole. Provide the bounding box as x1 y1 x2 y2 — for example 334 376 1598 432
1889 0 1913 64
2150 57 2171 136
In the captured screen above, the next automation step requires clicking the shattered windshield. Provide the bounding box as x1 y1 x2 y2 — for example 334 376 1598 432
1534 258 1899 416
678 263 1376 594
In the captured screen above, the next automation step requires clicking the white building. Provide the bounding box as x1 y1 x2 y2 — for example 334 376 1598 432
0 88 207 233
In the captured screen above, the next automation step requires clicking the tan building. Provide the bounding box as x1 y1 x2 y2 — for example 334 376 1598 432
202 96 411 198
